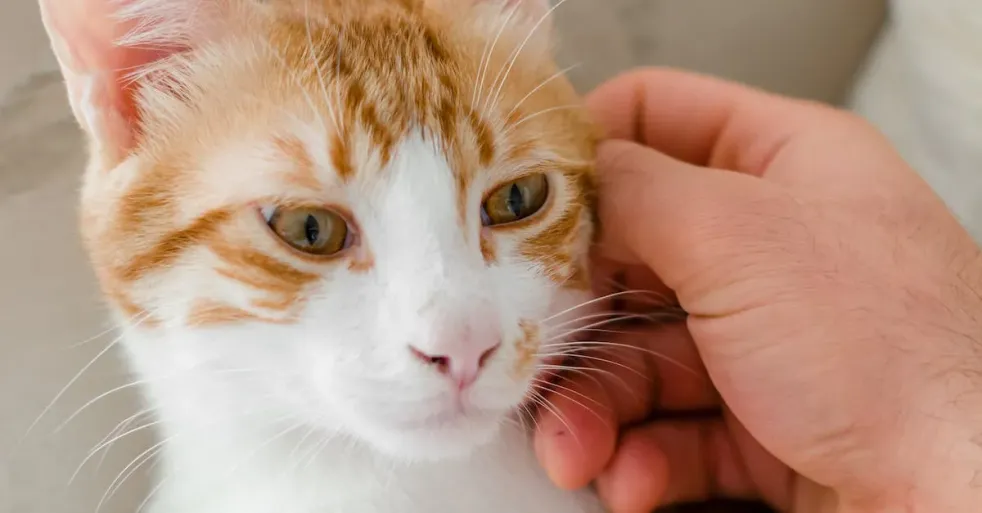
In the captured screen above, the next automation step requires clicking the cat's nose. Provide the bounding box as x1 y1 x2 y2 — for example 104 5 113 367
409 341 501 390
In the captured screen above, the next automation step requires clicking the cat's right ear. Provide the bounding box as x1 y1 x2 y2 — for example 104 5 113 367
38 0 239 170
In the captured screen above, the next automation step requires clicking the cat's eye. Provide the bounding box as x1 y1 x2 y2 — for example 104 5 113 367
481 173 549 226
267 207 351 256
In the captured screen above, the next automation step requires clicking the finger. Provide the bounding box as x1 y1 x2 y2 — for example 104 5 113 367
585 67 862 177
533 365 618 490
590 255 678 317
535 324 718 488
594 140 800 302
627 325 717 413
596 416 792 511
596 419 755 511
594 426 670 513
724 410 795 509
570 323 716 414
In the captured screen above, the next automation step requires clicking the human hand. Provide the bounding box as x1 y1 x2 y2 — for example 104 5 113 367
534 68 982 513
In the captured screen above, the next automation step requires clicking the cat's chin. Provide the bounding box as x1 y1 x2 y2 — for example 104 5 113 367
355 411 507 462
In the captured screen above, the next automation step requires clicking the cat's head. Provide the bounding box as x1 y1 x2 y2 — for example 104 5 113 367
42 0 598 460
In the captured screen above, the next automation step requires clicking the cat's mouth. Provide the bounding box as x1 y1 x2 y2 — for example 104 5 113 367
388 407 500 434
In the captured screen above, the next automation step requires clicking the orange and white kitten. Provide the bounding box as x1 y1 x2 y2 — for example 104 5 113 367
40 0 606 511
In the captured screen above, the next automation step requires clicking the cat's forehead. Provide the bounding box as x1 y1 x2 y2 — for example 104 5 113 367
150 5 589 185
273 22 494 184
135 0 595 179
262 10 539 173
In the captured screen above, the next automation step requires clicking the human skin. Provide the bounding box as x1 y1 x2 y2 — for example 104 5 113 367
533 68 982 513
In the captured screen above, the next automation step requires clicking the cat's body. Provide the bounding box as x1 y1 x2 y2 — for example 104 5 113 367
849 0 982 240
40 0 606 511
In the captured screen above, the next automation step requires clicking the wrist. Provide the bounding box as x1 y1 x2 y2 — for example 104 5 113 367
846 433 982 513
853 343 982 513
889 389 982 513
794 425 982 513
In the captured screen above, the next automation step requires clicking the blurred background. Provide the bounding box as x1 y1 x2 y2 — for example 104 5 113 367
0 1 887 512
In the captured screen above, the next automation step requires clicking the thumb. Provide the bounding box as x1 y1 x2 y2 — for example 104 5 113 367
595 139 800 313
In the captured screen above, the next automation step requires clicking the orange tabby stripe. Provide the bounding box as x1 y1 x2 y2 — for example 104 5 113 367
519 204 583 284
513 320 541 377
118 209 233 283
273 135 322 190
209 243 320 312
480 235 496 264
188 299 269 326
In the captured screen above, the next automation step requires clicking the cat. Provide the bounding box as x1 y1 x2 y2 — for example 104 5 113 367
849 0 982 241
39 0 608 511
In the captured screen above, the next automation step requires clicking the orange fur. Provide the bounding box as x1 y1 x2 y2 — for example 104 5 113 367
513 320 541 377
72 0 597 326
273 135 323 191
188 299 274 326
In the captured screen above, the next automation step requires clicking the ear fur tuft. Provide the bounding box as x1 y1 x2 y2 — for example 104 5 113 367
38 0 246 169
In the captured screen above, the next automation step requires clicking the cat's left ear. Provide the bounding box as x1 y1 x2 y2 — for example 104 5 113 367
38 0 243 171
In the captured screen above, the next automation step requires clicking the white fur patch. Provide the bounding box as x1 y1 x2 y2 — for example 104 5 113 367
118 129 599 512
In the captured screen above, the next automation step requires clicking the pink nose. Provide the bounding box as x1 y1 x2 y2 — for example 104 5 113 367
410 342 501 390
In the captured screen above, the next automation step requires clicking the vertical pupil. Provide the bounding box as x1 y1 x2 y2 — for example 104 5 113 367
304 215 320 245
507 184 524 216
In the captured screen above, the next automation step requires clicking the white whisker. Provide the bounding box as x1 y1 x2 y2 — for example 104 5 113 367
93 409 156 473
68 320 122 349
502 104 581 135
70 410 158 486
474 5 521 108
20 316 144 445
97 432 176 513
560 352 647 381
546 312 684 341
485 0 571 114
505 63 581 119
530 377 606 414
547 340 703 377
288 425 321 463
536 363 620 384
303 0 342 137
517 401 541 433
298 430 340 471
135 476 168 513
54 379 153 434
578 357 643 402
545 310 657 334
528 390 580 447
224 416 305 478
541 289 661 323
260 39 328 132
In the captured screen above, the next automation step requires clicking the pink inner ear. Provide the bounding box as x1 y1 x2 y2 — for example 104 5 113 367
104 45 177 139
41 0 189 161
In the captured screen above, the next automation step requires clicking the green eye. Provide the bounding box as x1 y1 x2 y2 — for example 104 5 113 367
481 173 549 226
267 207 350 256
